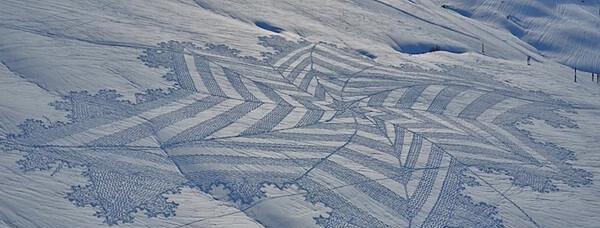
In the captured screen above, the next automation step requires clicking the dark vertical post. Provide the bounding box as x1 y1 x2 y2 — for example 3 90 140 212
574 68 577 82
481 43 485 55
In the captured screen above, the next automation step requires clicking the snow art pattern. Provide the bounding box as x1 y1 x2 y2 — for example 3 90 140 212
1 36 592 227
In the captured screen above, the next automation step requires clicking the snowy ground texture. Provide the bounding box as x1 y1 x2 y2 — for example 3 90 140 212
1 0 599 227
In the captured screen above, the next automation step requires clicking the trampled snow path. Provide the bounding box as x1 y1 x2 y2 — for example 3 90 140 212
1 37 593 227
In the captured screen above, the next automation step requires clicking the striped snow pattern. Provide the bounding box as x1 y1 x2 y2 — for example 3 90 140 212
8 41 583 228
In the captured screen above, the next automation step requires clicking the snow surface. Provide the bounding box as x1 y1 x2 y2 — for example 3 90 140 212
435 0 600 72
1 0 599 227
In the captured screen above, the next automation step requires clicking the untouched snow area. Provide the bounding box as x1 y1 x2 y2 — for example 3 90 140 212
0 0 599 227
435 0 600 73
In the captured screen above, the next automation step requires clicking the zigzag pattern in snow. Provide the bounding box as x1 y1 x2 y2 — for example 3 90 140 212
1 36 591 227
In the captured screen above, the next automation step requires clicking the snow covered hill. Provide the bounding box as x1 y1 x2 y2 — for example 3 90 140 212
1 0 599 227
436 0 600 73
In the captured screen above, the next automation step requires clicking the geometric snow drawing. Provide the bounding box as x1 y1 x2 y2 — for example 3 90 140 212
1 36 592 227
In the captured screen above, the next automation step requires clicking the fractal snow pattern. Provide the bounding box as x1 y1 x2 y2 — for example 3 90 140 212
1 36 592 227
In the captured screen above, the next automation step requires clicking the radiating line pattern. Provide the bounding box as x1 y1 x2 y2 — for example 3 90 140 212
1 36 591 227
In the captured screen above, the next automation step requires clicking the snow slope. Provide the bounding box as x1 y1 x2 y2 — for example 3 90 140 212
0 0 599 227
436 0 600 72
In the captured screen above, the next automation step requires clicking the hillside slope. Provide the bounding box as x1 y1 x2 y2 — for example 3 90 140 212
436 0 600 72
1 0 599 227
